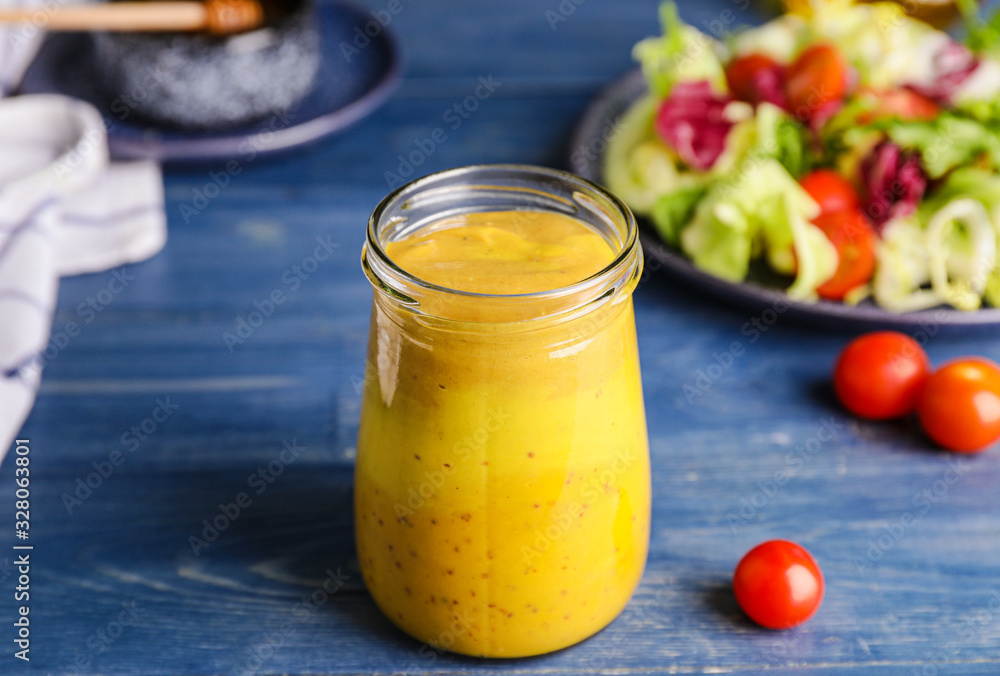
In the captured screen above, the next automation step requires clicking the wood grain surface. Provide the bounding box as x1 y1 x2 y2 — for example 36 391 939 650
4 0 1000 673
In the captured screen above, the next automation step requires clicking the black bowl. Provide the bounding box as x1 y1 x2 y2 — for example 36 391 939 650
91 0 321 130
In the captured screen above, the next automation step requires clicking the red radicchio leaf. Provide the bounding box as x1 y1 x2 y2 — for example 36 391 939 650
654 81 735 171
860 142 927 230
908 41 979 104
808 99 844 134
747 63 788 109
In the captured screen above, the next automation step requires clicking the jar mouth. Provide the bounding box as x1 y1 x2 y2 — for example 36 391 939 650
363 164 641 322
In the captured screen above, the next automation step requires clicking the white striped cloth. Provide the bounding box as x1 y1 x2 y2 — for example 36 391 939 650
0 2 167 464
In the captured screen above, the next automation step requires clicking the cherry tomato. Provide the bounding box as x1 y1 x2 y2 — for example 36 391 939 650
834 331 931 420
856 88 940 124
726 53 785 106
784 44 850 121
917 358 1000 452
813 209 877 301
733 540 824 630
800 169 861 215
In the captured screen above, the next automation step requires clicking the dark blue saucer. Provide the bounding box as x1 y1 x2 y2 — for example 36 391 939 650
19 0 402 162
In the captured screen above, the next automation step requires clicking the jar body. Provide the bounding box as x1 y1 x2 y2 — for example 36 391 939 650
355 165 650 658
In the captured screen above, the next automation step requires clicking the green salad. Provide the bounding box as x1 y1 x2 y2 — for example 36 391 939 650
605 0 1000 311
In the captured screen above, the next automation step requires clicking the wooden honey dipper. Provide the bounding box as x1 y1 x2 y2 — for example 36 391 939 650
0 0 266 36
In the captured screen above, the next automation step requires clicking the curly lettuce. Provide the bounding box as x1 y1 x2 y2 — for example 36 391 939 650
632 1 727 98
680 158 836 299
604 96 688 215
873 170 1000 311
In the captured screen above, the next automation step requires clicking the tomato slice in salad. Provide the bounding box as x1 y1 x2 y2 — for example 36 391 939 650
812 209 877 301
856 88 941 123
800 169 861 215
784 44 850 121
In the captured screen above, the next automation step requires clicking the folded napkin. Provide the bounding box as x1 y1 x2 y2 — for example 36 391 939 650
0 6 167 464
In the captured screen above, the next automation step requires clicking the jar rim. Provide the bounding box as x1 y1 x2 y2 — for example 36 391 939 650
364 164 640 312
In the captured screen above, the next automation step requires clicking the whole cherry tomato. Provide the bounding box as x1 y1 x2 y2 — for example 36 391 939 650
784 44 850 121
813 209 877 301
834 331 930 420
918 358 1000 452
800 169 861 215
733 540 824 630
725 53 785 107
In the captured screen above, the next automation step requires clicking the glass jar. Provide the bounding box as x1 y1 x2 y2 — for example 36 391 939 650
356 165 650 658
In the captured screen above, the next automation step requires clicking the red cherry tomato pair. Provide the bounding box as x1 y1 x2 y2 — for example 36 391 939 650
834 332 1000 452
725 44 850 120
734 540 824 629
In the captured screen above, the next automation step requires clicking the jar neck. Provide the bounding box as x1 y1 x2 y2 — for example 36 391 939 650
362 164 642 328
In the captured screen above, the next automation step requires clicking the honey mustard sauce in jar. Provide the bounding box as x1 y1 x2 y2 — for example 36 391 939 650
356 165 650 657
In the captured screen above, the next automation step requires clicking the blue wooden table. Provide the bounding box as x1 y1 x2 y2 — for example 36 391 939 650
6 0 1000 673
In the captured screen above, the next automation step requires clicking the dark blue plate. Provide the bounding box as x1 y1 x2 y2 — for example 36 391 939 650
19 0 402 162
570 68 1000 334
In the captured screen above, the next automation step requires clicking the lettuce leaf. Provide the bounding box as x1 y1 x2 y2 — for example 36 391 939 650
632 2 727 98
873 172 1000 313
650 184 708 246
985 266 1000 307
957 0 1000 57
804 0 941 90
711 102 810 180
755 102 811 179
872 114 1000 179
679 158 835 298
920 167 1000 217
922 169 1000 309
603 96 686 215
924 198 996 310
729 14 806 63
872 217 942 312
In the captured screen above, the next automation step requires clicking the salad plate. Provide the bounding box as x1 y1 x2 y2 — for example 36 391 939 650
569 2 1000 333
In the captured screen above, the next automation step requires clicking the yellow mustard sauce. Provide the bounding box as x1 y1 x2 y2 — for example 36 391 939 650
355 210 650 657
